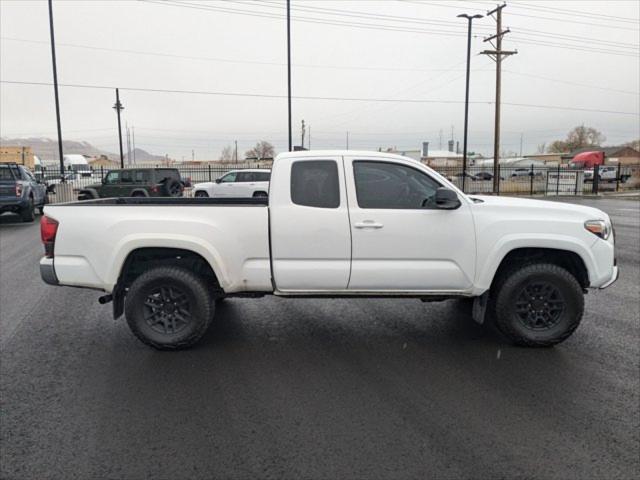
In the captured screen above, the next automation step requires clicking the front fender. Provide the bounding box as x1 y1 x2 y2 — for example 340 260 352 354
474 234 598 293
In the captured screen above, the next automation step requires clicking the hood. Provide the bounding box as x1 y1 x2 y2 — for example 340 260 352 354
469 195 609 222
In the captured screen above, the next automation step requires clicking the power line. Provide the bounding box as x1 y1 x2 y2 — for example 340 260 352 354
139 0 639 56
502 69 639 96
2 79 637 116
405 1 640 31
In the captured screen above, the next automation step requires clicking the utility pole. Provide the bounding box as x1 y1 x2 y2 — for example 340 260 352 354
132 126 136 163
481 2 517 193
234 140 238 163
346 131 349 150
48 0 65 180
301 119 306 149
112 89 124 168
519 132 523 157
439 129 443 150
308 125 311 150
458 12 483 193
286 0 292 152
192 149 195 162
126 123 131 165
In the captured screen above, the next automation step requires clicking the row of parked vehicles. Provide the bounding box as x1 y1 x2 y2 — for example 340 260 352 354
0 163 274 223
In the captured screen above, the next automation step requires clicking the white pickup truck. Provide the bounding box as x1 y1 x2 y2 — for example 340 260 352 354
40 151 617 350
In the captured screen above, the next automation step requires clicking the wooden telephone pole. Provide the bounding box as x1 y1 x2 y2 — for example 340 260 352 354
481 3 517 193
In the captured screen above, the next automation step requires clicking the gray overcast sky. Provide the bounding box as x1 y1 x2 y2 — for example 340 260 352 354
1 0 638 160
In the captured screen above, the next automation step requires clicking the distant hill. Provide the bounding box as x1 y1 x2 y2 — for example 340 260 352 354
0 137 166 165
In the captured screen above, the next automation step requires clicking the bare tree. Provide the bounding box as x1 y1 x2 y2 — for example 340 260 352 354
245 141 275 160
219 145 234 162
547 125 606 153
624 139 640 151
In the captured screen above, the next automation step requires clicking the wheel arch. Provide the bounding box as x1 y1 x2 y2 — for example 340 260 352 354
107 238 230 294
484 246 591 293
129 188 149 197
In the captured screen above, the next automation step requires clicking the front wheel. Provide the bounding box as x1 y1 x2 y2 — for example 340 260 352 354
491 263 584 347
195 191 209 198
124 266 214 350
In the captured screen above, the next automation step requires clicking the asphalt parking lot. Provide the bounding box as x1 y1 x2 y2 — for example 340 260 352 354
1 196 638 480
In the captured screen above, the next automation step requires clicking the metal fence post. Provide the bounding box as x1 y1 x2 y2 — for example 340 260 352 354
616 163 621 191
100 166 104 180
208 164 212 182
556 164 560 196
530 164 534 196
593 164 599 195
574 169 579 195
497 164 500 195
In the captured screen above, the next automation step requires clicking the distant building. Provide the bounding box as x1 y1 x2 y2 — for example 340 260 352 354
88 155 119 169
0 146 35 169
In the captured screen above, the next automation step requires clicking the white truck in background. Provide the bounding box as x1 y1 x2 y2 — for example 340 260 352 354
40 151 617 350
193 169 270 198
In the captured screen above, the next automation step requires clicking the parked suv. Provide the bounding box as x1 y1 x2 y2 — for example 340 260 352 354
0 163 47 222
193 169 271 198
78 168 184 200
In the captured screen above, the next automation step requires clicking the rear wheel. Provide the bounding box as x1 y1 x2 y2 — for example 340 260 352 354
195 191 209 198
253 191 268 198
491 263 584 347
124 266 214 350
21 196 35 222
131 191 146 197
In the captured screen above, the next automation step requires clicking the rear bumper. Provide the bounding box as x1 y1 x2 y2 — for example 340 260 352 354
0 197 28 212
40 258 59 285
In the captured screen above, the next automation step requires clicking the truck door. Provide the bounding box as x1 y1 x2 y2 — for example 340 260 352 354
270 156 351 292
344 157 476 292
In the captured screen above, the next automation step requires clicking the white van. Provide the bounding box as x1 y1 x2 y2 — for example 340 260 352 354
63 154 92 177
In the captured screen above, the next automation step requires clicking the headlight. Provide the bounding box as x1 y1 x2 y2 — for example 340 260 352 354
585 219 611 240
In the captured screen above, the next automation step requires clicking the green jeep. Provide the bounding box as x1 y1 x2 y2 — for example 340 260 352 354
78 168 185 200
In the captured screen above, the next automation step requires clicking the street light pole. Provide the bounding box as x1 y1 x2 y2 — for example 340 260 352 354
457 13 483 193
112 88 124 168
47 0 65 181
286 0 292 152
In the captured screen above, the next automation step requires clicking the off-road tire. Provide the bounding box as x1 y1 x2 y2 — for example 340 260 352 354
491 263 583 347
21 196 35 222
125 266 214 350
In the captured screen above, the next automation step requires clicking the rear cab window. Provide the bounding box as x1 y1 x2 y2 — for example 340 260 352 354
290 160 340 208
0 165 19 180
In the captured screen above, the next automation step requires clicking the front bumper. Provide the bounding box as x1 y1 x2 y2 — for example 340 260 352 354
40 258 59 285
599 265 618 289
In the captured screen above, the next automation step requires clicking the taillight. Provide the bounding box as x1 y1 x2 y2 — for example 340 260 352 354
151 185 158 193
15 184 22 197
40 216 59 258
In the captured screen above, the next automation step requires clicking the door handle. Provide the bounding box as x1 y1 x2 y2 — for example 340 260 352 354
354 221 384 229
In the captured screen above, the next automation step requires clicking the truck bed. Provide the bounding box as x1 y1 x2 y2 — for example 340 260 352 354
43 199 272 294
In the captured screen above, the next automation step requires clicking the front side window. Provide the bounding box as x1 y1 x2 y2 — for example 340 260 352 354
121 171 133 183
353 161 441 209
219 172 237 183
104 171 120 184
291 160 340 208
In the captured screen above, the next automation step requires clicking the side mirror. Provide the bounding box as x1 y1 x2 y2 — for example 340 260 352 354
435 187 461 210
215 178 222 184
